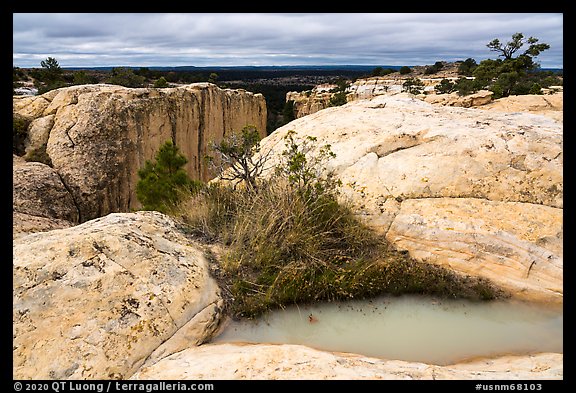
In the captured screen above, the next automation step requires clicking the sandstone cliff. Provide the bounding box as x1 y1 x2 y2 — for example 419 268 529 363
286 84 336 119
13 211 223 379
13 83 267 223
258 94 563 303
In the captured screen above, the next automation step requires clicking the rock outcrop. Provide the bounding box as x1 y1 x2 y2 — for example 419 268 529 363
478 93 563 122
286 70 464 119
13 155 78 238
130 343 562 380
13 211 223 379
258 94 562 303
423 90 494 107
13 83 267 222
286 84 335 118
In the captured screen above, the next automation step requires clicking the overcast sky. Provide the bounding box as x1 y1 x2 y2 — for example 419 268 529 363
12 13 563 69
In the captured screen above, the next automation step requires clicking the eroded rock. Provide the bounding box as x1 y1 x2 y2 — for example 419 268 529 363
258 94 562 302
13 155 78 237
13 211 223 379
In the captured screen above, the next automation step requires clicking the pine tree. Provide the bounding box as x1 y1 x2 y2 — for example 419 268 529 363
136 140 193 213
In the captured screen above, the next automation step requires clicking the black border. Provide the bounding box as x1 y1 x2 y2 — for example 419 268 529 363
8 6 570 391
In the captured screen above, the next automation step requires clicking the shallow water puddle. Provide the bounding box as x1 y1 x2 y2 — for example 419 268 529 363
211 295 563 365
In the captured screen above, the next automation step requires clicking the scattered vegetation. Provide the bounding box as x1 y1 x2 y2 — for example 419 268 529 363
282 100 296 124
328 78 350 107
35 57 67 94
371 66 395 77
399 66 412 75
424 61 444 75
402 77 425 95
207 125 271 190
73 70 98 85
434 78 456 94
153 76 169 88
136 140 202 213
464 33 561 98
173 129 505 319
109 67 146 88
457 58 478 76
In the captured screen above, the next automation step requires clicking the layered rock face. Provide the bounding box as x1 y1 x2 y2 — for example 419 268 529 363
13 211 223 379
286 84 335 118
259 94 563 303
131 343 562 380
13 84 266 222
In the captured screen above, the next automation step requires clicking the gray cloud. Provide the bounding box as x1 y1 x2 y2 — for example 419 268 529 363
12 13 563 68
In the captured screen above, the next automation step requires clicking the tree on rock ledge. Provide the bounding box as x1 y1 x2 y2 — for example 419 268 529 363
136 141 198 213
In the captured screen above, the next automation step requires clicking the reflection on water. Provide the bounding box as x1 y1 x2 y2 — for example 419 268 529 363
211 295 563 365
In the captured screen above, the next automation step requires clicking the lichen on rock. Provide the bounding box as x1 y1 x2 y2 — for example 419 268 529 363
13 211 223 379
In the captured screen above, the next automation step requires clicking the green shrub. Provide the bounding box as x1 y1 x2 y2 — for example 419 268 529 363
399 66 412 75
33 57 68 94
528 83 543 95
424 61 444 75
282 100 295 123
458 58 478 76
207 125 268 190
402 77 424 95
154 77 169 88
540 75 562 87
73 71 96 85
328 79 349 107
454 77 480 96
109 67 145 88
434 79 456 94
371 67 394 77
136 140 200 213
328 91 348 107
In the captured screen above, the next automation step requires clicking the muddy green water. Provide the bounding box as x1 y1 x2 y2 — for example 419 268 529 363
211 295 563 365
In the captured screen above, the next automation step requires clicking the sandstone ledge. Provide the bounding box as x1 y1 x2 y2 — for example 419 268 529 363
130 343 562 380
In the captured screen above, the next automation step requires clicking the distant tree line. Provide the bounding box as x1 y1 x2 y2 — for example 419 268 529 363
13 34 562 131
437 33 562 98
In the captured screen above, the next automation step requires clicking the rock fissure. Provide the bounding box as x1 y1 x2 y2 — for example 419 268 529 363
135 299 222 373
55 171 83 223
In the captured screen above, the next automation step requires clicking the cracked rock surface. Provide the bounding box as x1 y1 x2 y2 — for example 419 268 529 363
13 211 223 380
259 94 563 303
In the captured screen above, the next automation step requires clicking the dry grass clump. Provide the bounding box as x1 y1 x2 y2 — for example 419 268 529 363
171 129 504 319
174 179 504 319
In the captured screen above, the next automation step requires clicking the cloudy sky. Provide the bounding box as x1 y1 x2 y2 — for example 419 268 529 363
13 13 563 68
